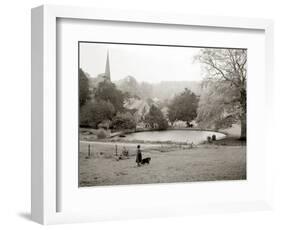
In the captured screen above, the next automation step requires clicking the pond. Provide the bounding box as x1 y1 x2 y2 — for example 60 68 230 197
119 129 226 144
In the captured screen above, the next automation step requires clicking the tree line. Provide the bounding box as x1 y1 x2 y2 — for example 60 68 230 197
79 67 199 132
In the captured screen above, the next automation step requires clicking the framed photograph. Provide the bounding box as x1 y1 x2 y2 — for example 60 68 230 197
31 5 274 225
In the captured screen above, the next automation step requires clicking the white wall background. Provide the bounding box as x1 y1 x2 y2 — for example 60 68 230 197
0 0 280 229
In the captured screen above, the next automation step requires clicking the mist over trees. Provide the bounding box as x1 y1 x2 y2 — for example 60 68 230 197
152 81 201 100
115 76 201 101
116 76 141 98
195 48 247 139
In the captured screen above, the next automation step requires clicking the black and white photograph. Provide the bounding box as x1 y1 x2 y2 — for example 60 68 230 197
78 42 247 187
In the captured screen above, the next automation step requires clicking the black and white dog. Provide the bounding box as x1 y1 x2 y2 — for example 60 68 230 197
141 157 151 165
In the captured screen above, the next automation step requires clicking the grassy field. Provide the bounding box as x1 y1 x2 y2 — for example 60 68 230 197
79 141 246 187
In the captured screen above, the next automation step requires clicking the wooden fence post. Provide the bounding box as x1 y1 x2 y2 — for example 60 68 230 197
88 144 90 158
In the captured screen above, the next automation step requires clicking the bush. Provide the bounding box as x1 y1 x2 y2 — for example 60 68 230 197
97 128 107 139
80 100 115 128
158 118 169 130
112 112 136 130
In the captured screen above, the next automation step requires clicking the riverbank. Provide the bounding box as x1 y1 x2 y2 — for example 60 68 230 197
215 124 246 146
213 136 246 146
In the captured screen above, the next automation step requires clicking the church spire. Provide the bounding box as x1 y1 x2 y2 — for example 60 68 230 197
105 50 111 80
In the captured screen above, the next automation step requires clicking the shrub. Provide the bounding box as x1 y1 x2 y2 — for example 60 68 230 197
80 100 115 128
97 128 107 139
112 112 136 130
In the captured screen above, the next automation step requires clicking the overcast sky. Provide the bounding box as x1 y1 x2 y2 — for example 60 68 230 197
79 42 204 83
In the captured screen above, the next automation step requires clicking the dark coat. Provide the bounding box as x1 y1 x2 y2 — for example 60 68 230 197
136 149 142 163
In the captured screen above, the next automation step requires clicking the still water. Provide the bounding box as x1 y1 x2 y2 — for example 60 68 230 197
121 130 226 144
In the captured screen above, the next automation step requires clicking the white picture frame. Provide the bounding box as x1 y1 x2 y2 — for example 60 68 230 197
31 5 274 225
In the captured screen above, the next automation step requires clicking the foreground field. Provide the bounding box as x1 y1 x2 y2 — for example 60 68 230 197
79 141 246 187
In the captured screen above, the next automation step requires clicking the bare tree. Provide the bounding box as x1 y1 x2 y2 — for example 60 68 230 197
195 48 247 140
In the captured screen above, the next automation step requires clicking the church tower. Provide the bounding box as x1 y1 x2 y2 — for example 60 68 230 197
104 50 111 80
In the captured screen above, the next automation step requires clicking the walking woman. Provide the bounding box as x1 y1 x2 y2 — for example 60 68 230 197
136 145 142 167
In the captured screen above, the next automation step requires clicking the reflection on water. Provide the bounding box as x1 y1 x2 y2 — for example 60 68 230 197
121 130 226 144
